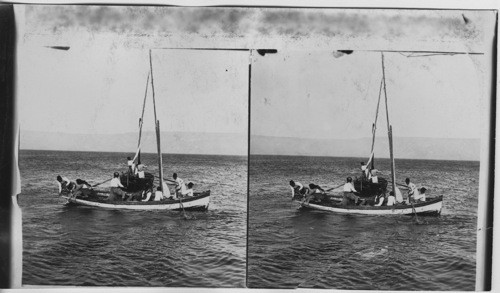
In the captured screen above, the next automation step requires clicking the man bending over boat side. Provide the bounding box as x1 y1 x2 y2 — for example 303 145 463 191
71 179 95 199
179 182 194 197
109 172 128 201
412 187 427 202
303 183 327 204
289 180 305 200
342 177 361 206
56 175 75 195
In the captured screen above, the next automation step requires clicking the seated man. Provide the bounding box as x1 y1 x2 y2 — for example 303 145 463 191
154 186 165 201
374 193 386 206
342 177 361 206
141 185 154 202
386 191 396 206
181 182 195 197
413 187 427 202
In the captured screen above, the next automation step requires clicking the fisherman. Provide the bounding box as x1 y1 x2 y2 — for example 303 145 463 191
342 177 361 206
183 182 195 197
405 178 417 202
386 191 396 206
303 183 327 204
360 162 368 180
71 179 95 199
413 187 427 202
141 184 154 202
127 156 136 174
109 172 127 201
369 169 379 184
374 192 386 206
173 173 187 197
136 164 146 178
289 180 305 199
56 175 75 195
154 186 165 201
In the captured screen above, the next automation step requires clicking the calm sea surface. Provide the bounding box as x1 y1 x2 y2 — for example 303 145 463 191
19 150 247 287
248 155 479 290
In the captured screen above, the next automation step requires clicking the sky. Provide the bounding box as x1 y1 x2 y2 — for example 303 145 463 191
16 6 495 155
251 50 485 140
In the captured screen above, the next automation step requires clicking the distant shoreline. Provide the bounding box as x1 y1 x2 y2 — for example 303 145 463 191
249 153 481 163
18 149 247 159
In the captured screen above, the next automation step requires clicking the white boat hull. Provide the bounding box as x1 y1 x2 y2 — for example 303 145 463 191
62 191 210 211
296 196 443 216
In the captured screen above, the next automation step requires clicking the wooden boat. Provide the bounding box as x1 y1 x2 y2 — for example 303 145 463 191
62 191 210 211
293 53 442 216
62 50 210 210
295 195 442 216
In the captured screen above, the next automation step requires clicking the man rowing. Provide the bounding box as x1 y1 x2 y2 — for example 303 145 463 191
108 172 128 201
342 177 361 206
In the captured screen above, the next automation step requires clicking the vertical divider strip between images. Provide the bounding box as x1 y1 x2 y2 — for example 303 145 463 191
0 5 20 288
245 49 253 288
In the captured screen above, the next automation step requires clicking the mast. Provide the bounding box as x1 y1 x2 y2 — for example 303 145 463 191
369 78 384 170
381 53 397 197
137 72 150 165
149 49 165 193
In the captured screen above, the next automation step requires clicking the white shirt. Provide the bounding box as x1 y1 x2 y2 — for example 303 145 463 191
57 176 71 193
413 191 426 202
183 189 194 197
343 182 357 193
175 177 187 193
375 195 384 206
387 195 396 206
110 177 124 188
154 190 164 201
142 191 152 202
137 171 145 178
290 181 304 196
371 176 378 183
407 182 417 195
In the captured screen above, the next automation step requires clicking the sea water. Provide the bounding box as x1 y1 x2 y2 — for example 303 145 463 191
19 150 247 287
248 155 479 290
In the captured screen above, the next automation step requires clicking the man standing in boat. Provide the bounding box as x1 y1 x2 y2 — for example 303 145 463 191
109 172 128 201
172 173 187 197
342 177 361 206
405 178 417 202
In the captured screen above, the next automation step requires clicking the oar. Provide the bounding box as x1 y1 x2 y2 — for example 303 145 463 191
410 201 424 224
92 178 113 187
178 196 191 220
388 180 409 189
325 183 344 192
